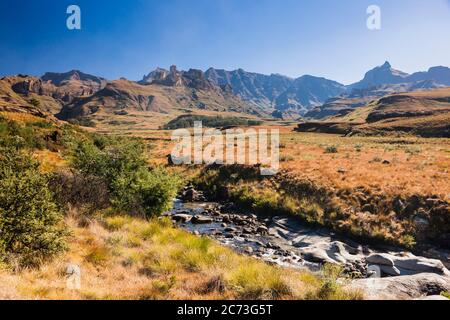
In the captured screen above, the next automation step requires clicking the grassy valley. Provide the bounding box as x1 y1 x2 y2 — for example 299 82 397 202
0 110 361 300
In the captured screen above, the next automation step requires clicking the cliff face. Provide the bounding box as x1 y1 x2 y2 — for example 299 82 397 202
141 65 218 91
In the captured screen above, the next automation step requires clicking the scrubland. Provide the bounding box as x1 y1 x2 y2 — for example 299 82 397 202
0 112 361 300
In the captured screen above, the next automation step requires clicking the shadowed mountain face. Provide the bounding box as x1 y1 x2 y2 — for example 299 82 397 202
41 70 106 86
205 68 346 116
408 66 450 86
274 75 346 114
349 61 409 90
349 62 450 92
205 68 293 109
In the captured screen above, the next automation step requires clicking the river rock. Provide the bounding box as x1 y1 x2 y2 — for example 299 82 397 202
257 225 269 234
366 252 449 276
395 255 448 275
171 214 192 223
181 187 206 202
302 248 337 264
244 246 254 254
191 215 214 224
350 273 450 300
265 242 281 250
366 254 395 267
379 264 401 276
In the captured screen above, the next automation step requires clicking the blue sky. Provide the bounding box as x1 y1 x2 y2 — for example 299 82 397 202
1 0 450 84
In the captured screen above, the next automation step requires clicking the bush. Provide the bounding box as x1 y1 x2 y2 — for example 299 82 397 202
68 117 97 128
0 117 45 150
324 145 338 154
0 148 67 268
49 170 110 216
163 115 262 129
72 137 180 217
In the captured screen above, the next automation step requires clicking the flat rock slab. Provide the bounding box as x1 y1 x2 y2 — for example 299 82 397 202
367 252 449 276
351 273 450 300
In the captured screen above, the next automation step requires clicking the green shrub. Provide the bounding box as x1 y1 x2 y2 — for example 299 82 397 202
68 117 97 128
49 170 110 216
72 137 180 217
324 146 338 154
0 117 45 150
29 98 41 107
163 115 262 129
0 148 67 268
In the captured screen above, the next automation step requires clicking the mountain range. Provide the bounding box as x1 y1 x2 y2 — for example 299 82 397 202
1 61 450 126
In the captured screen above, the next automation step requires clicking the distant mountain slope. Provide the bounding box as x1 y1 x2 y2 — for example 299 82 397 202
349 62 450 91
306 62 450 120
57 78 262 121
349 61 409 90
41 70 106 87
304 96 374 120
365 89 450 123
0 70 107 115
0 75 62 114
205 68 346 116
297 87 450 138
205 68 293 110
0 75 59 118
274 75 346 114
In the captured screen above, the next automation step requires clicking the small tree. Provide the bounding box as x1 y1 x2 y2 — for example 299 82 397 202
0 148 67 268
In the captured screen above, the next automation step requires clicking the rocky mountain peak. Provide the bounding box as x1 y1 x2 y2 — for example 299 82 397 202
349 61 409 90
141 66 218 91
381 61 392 69
41 70 106 86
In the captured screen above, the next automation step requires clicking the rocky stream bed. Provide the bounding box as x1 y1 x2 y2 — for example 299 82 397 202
163 186 450 300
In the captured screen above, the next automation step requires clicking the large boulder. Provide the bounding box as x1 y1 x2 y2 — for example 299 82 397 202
180 187 206 202
366 253 395 267
366 253 449 276
351 273 450 300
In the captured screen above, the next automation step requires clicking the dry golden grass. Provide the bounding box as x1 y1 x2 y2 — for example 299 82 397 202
0 111 44 124
279 131 450 200
33 150 67 173
0 214 361 300
142 126 450 200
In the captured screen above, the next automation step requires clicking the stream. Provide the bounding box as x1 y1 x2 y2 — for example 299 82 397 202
164 188 450 298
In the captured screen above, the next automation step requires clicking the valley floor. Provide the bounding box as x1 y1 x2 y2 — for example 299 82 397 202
145 126 450 199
